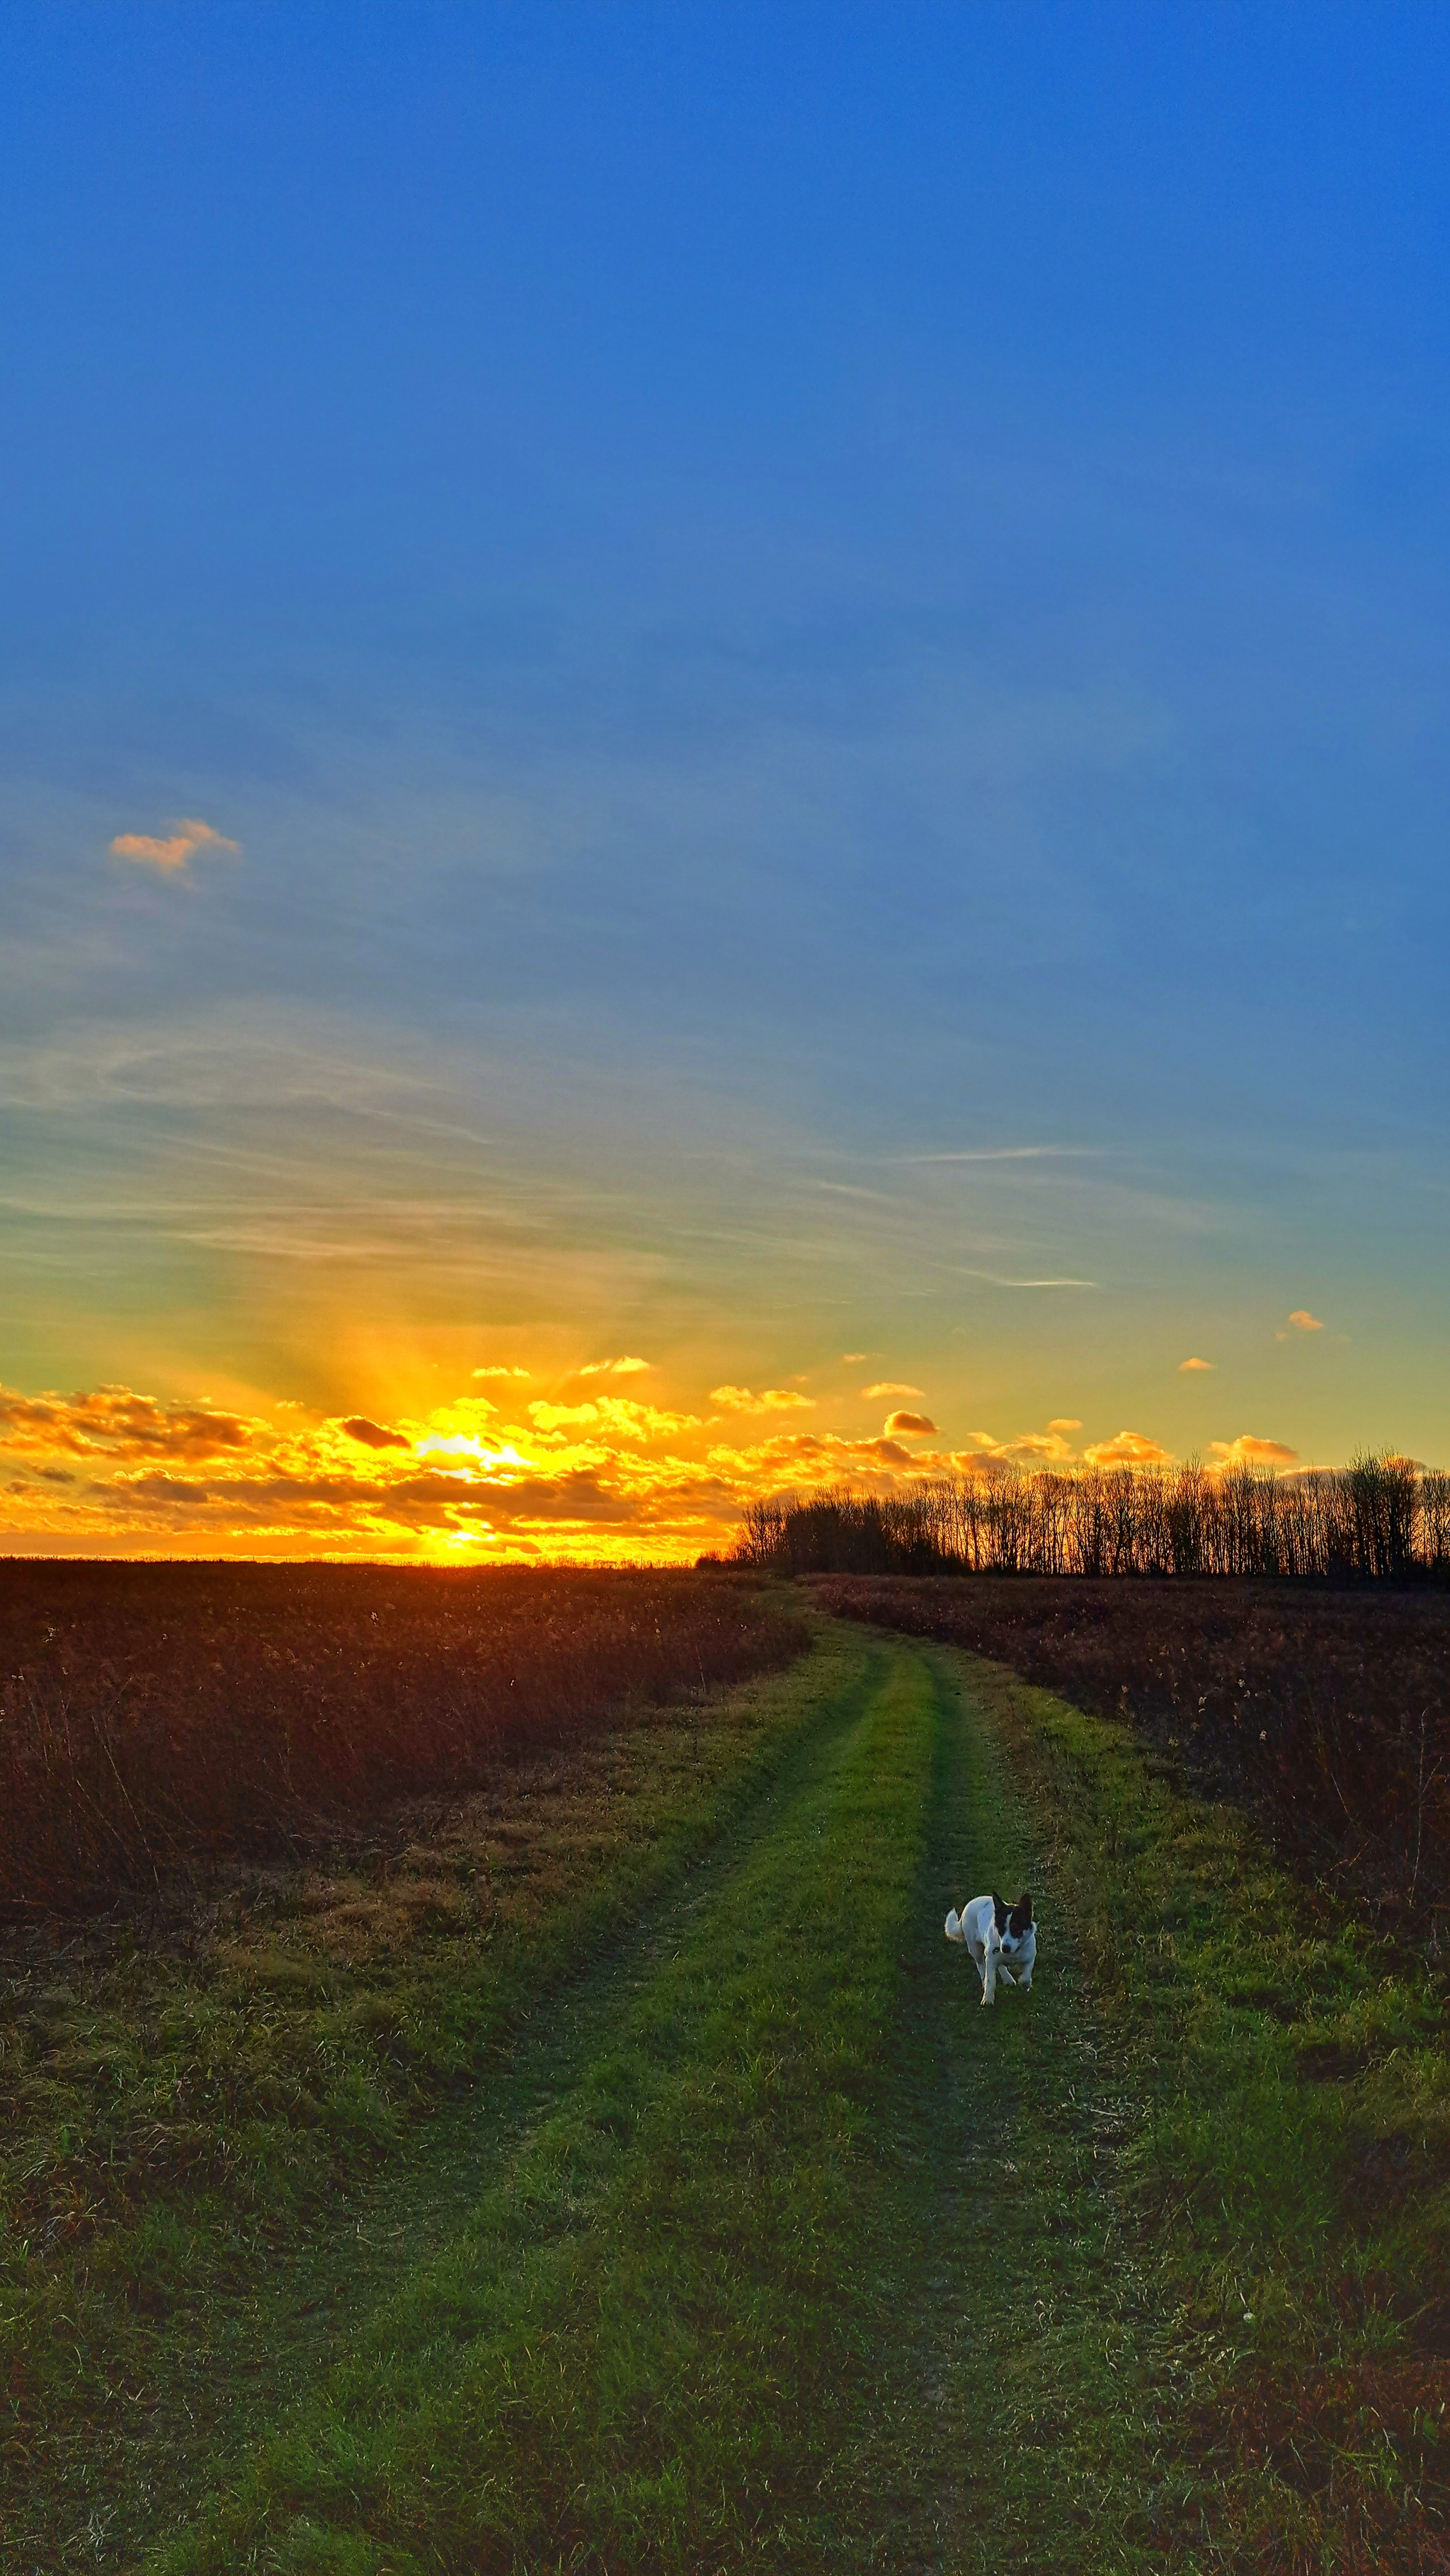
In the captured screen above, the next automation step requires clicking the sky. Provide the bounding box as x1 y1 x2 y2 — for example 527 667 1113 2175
2 3 1448 1560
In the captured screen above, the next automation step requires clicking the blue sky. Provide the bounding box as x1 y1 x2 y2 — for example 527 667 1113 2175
2 5 1447 1554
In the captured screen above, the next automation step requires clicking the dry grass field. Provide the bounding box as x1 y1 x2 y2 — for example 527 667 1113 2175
0 1563 806 1914
809 1573 1450 1920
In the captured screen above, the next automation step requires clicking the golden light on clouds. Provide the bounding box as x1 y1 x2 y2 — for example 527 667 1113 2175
861 1380 923 1399
0 1361 1316 1567
1081 1429 1174 1467
1209 1433 1299 1466
109 818 239 876
709 1385 814 1413
1286 1310 1324 1332
1178 1356 1214 1372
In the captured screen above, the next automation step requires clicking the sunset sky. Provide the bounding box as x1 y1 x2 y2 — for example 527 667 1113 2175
3 6 1448 1559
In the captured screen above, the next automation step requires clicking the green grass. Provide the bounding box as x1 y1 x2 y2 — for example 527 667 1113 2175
939 1647 1450 2570
148 1629 927 2573
140 1634 1214 2576
2 1630 833 2573
8 1616 1450 2573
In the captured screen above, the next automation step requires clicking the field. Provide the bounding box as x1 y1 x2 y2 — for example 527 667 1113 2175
4 1565 1449 2572
0 1564 806 1912
811 1575 1450 1919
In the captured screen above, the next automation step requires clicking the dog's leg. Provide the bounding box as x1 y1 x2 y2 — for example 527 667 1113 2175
998 1966 1017 1986
981 1942 996 2005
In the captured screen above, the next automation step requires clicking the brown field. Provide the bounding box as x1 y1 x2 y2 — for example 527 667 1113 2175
0 1562 806 1915
811 1574 1450 1923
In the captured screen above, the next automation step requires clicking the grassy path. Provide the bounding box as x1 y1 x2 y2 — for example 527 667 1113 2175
114 1625 1208 2576
860 1647 1200 2570
30 1619 1378 2571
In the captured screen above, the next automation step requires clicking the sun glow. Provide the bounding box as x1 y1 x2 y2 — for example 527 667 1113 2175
0 1363 1318 1565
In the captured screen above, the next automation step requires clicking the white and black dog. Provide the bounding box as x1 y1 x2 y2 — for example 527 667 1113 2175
944 1890 1035 2005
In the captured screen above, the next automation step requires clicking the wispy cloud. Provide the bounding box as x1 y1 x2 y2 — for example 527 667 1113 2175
472 1365 531 1380
1047 1416 1082 1432
709 1385 814 1413
861 1380 923 1399
902 1145 1098 1164
958 1270 1098 1289
1284 1310 1324 1334
576 1355 651 1377
108 818 239 877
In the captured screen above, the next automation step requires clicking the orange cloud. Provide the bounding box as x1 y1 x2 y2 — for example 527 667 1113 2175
472 1364 530 1381
576 1355 651 1377
1285 1310 1324 1333
884 1409 937 1436
709 1385 814 1414
1047 1416 1082 1432
109 818 239 876
966 1421 1078 1464
1178 1357 1214 1373
0 1382 252 1460
528 1396 700 1441
1081 1430 1175 1468
862 1380 923 1400
1209 1433 1299 1467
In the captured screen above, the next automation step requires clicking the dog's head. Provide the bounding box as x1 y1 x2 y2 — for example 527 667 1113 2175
991 1889 1034 1956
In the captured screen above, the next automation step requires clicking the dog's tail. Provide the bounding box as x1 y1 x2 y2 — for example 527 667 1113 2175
944 1908 966 1944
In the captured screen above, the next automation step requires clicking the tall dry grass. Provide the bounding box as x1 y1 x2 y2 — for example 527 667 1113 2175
811 1573 1450 1920
0 1563 806 1915
736 1454 1450 1580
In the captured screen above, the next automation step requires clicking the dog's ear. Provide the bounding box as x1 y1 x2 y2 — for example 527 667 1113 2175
1017 1889 1034 1924
991 1890 1008 1928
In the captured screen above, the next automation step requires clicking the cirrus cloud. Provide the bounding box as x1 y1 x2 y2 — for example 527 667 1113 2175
709 1385 814 1414
862 1380 923 1400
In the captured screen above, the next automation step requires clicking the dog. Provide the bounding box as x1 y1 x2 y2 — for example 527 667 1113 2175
944 1890 1035 2005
